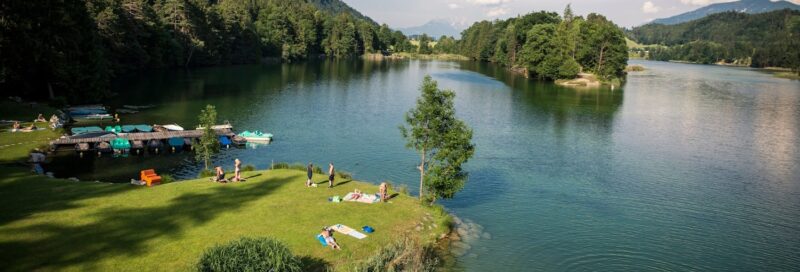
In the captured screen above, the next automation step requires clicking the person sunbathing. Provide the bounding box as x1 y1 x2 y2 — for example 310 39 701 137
19 123 36 132
321 228 341 250
350 189 363 200
11 121 20 132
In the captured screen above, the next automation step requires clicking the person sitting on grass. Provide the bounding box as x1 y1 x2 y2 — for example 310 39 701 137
35 113 46 122
49 114 60 129
214 166 228 182
11 121 20 132
379 182 388 202
321 228 341 250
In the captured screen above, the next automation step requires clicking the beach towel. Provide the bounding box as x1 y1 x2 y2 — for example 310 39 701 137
330 224 367 239
316 234 328 246
343 192 380 204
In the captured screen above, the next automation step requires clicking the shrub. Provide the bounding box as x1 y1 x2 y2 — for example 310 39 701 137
356 237 439 272
161 174 175 184
270 162 324 174
397 184 409 196
242 164 256 172
271 162 289 170
198 169 215 178
337 171 352 180
196 237 301 272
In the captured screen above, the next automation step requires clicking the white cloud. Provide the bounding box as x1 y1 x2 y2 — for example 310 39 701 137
642 1 660 13
486 7 509 17
679 0 735 6
468 0 512 7
448 3 460 9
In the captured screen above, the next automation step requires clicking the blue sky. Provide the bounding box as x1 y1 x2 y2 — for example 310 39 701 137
343 0 800 28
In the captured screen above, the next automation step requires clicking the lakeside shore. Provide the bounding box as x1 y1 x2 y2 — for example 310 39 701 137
0 102 453 271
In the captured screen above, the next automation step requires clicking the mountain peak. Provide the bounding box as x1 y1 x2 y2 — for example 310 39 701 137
651 0 800 25
398 19 466 38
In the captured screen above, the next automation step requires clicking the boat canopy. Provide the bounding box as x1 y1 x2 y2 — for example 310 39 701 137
238 130 273 138
105 125 122 133
219 136 232 145
111 138 131 149
168 137 184 147
71 126 103 135
134 125 153 132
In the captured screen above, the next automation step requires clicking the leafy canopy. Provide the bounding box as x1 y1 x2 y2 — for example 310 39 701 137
400 76 475 203
196 104 219 170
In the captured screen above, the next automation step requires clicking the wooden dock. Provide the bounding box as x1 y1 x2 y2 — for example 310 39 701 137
50 129 235 147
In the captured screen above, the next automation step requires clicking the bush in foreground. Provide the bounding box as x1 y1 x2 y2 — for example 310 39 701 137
356 237 439 272
197 237 301 272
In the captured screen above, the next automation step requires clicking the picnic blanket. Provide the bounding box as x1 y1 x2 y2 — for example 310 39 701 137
343 192 380 204
330 224 367 239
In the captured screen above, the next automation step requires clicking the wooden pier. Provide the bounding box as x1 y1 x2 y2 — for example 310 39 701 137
50 129 235 149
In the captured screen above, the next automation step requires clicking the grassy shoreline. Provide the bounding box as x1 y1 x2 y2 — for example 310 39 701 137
362 52 469 61
0 167 449 271
0 102 451 271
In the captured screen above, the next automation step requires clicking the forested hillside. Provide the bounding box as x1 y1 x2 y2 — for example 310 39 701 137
627 9 800 72
457 6 628 81
0 0 412 102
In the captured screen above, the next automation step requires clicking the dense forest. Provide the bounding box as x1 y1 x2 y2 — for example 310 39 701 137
457 6 628 81
0 0 413 102
627 9 800 72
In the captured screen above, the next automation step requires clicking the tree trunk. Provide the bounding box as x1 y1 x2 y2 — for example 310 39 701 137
597 43 607 75
419 148 425 201
47 82 55 100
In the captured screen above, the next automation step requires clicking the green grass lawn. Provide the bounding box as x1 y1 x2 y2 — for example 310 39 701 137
0 167 448 271
0 125 62 164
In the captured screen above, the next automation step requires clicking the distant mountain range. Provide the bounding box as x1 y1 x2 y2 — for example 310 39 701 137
308 0 377 24
652 0 800 25
397 19 465 38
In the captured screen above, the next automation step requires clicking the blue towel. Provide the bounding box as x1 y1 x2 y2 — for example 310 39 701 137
316 234 327 246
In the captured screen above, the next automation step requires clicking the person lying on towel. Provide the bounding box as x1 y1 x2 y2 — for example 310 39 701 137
321 228 341 250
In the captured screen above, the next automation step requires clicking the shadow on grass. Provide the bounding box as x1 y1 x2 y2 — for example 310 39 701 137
0 167 130 226
298 255 332 272
0 174 294 271
334 179 352 186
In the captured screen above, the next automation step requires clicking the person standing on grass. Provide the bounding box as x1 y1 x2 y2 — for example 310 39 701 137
328 162 335 188
379 182 388 202
306 163 313 187
232 158 242 182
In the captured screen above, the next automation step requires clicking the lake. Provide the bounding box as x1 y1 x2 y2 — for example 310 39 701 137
50 59 800 271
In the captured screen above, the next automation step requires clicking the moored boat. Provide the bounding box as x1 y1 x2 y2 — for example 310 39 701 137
237 130 272 142
147 139 163 154
163 124 184 131
131 140 145 155
72 113 113 122
122 104 155 110
111 138 131 152
168 137 184 152
70 126 104 135
219 136 233 148
96 141 112 156
183 138 193 150
75 143 90 157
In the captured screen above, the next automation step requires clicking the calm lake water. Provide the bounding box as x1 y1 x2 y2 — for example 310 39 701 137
51 59 799 271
